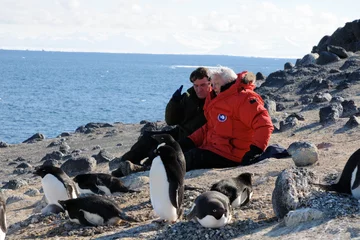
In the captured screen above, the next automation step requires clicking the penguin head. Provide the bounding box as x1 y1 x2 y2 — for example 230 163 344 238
34 165 63 178
151 134 176 146
236 172 252 186
206 201 227 220
58 200 68 210
154 145 177 160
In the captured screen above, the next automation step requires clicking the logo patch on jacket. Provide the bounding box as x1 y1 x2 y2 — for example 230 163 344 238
250 98 257 104
218 114 227 122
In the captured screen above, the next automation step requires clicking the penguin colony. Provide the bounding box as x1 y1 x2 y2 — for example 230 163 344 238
2 133 356 233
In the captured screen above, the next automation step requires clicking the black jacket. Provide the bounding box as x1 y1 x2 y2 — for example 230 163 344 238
165 87 206 140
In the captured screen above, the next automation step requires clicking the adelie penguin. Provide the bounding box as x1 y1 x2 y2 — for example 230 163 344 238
150 134 186 223
210 172 253 208
34 165 79 213
73 173 136 195
58 195 137 226
0 192 7 240
187 191 232 228
313 148 360 199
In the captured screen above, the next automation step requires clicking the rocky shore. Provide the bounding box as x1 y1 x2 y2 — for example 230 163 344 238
2 19 360 239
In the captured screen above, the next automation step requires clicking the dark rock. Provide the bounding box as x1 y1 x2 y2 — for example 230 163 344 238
23 133 45 143
276 103 286 111
330 96 345 103
345 115 360 128
287 113 305 121
336 81 350 90
14 157 26 162
329 69 341 73
140 120 149 124
264 99 276 115
0 141 9 148
327 45 349 58
42 159 60 167
60 156 96 177
16 162 32 168
3 179 28 190
341 100 358 117
313 92 332 103
340 58 360 70
57 132 71 137
284 62 294 70
348 68 360 82
319 103 343 125
256 72 265 80
300 95 312 105
92 149 114 164
316 51 340 65
279 117 298 132
41 151 64 161
315 20 360 53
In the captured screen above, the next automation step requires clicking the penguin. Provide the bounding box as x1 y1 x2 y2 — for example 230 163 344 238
149 139 186 223
73 173 136 195
150 134 186 171
34 165 79 211
0 193 7 240
210 172 253 208
186 191 232 228
58 195 137 226
312 148 360 199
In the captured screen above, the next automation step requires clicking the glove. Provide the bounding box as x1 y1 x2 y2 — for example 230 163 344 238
241 145 264 166
172 85 183 102
178 137 196 153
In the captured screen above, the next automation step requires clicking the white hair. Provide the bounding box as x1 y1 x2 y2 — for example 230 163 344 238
209 66 238 84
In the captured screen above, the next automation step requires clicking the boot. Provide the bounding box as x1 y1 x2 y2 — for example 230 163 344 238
111 160 149 177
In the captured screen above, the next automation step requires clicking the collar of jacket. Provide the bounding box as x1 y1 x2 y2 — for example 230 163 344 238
210 79 256 100
187 86 206 104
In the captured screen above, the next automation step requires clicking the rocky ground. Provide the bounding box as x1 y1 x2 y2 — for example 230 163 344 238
2 37 360 239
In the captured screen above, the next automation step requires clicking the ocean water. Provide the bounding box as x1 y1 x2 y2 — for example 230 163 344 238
0 50 296 144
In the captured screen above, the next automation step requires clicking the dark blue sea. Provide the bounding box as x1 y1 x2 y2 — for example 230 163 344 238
0 50 296 144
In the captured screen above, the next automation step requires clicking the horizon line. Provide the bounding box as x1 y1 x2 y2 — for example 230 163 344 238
0 48 300 60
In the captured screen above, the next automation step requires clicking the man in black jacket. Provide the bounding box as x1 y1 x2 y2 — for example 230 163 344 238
111 67 211 177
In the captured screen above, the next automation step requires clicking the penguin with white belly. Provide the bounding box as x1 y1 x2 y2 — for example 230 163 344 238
149 134 186 223
0 192 7 240
34 165 79 212
186 191 232 228
73 173 136 195
210 172 253 208
313 148 360 199
58 195 137 226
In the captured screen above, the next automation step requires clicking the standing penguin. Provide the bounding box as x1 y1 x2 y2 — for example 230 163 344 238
313 148 360 199
0 192 6 240
149 134 186 223
34 165 79 211
58 195 137 226
210 172 253 208
187 191 232 228
73 173 135 195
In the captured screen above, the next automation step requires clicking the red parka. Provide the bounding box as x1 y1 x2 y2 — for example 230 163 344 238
188 71 274 163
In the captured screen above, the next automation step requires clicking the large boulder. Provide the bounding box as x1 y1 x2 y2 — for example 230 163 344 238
313 19 360 53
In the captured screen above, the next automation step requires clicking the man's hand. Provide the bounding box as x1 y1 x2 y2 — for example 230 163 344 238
172 85 183 101
241 145 263 166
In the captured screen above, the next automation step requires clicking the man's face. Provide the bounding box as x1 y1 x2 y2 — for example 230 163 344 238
193 77 211 99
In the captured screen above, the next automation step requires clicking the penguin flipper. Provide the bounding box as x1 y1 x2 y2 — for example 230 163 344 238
239 188 250 207
169 182 180 209
0 203 6 232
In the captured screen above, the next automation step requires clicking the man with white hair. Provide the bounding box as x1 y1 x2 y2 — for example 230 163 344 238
179 66 274 171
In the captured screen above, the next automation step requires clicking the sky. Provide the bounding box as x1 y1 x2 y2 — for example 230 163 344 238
0 0 359 58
